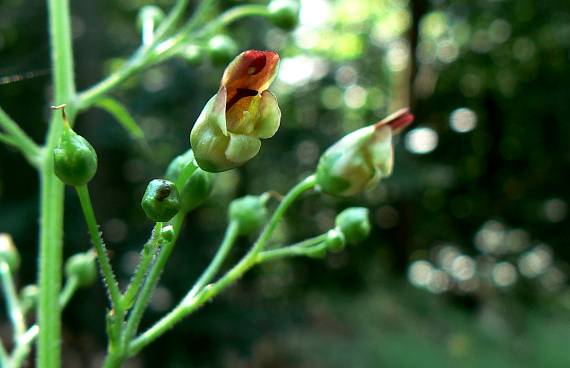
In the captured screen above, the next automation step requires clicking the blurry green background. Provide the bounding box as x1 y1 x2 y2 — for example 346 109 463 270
1 0 570 366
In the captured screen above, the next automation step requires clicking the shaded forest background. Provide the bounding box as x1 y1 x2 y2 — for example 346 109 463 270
1 0 570 366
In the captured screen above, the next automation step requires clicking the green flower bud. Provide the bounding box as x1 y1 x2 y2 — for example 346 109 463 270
65 252 97 287
0 233 20 271
324 228 346 252
191 50 281 172
53 109 98 186
316 109 413 196
207 35 238 66
141 179 181 222
179 44 204 65
160 225 175 243
335 207 371 245
165 150 215 212
20 285 39 312
137 5 164 33
268 0 300 31
229 195 269 235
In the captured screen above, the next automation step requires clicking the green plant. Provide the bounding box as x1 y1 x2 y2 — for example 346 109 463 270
0 0 412 367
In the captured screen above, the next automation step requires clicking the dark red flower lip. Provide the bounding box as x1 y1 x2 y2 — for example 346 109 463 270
221 50 280 112
375 108 414 135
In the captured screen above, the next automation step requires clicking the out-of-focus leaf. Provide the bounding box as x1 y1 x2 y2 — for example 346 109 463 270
94 97 145 140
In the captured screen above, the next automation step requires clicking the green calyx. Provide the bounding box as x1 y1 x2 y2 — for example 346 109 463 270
165 149 215 212
335 207 371 245
65 252 97 287
268 0 300 31
0 233 20 271
54 122 98 186
229 194 269 235
207 35 238 66
141 179 181 222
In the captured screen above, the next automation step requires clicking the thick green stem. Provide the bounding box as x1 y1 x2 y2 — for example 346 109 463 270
0 262 26 341
75 185 122 310
187 221 240 299
129 175 316 355
39 0 76 366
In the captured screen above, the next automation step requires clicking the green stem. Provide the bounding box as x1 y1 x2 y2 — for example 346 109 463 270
121 215 184 346
187 221 239 299
0 340 7 368
0 262 26 341
58 276 79 308
8 277 82 368
75 185 122 310
129 175 316 355
39 0 77 366
122 223 164 310
257 234 329 263
0 107 41 167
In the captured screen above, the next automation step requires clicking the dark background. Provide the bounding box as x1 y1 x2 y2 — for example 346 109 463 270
1 0 570 366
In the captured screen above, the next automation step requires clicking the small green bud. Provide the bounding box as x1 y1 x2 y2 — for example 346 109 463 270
207 35 238 66
229 195 269 235
179 44 204 65
141 179 181 222
137 5 165 32
324 228 346 252
20 285 39 312
165 150 215 212
0 233 20 271
160 225 175 243
268 0 300 31
53 107 98 186
65 252 97 287
335 207 371 245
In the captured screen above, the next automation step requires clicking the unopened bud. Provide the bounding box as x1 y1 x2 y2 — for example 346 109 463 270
141 179 181 222
229 195 269 235
335 207 371 245
53 107 98 186
324 228 346 252
65 251 97 287
207 35 238 66
0 233 20 271
268 0 300 30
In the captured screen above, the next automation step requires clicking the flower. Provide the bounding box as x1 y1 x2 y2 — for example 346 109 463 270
190 50 281 172
316 108 414 196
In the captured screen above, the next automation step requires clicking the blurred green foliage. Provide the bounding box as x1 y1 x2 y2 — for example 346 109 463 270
1 0 570 366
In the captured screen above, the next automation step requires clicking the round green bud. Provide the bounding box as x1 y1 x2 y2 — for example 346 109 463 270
137 5 165 32
54 124 98 186
325 228 346 253
141 179 181 222
165 150 215 212
20 285 39 312
268 0 300 31
335 207 371 245
0 233 20 271
179 44 204 65
207 34 238 66
65 252 97 288
229 195 269 235
160 225 175 243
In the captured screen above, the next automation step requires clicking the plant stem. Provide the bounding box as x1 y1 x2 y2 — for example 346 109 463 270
58 276 79 308
187 221 239 299
0 107 41 167
257 234 329 263
121 214 184 346
75 185 122 310
39 0 76 366
122 222 163 310
0 262 26 341
129 175 317 355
